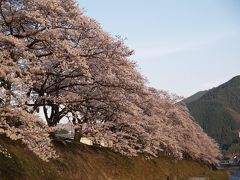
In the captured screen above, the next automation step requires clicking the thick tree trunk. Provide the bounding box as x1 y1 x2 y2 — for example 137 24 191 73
47 119 59 139
74 127 82 142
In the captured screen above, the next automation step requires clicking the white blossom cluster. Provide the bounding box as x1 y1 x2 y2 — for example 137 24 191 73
0 144 11 159
0 105 60 161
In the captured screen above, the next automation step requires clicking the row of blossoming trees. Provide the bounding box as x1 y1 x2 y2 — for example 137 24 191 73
0 0 220 163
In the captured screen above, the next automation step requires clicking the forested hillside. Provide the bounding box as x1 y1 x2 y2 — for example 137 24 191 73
185 76 240 150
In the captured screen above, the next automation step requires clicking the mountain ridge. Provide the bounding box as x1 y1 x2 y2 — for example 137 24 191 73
183 90 209 104
184 75 240 150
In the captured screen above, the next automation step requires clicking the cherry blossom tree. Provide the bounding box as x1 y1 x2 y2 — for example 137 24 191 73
91 88 221 164
0 0 221 163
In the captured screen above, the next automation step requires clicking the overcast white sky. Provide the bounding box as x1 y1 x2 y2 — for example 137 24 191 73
78 0 240 97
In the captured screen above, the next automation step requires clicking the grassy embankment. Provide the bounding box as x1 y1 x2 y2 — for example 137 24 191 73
0 135 228 180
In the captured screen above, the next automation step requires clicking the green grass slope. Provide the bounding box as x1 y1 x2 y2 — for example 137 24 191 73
185 75 240 149
0 136 228 180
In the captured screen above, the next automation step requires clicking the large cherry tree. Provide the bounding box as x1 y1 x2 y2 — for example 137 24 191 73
0 0 221 163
